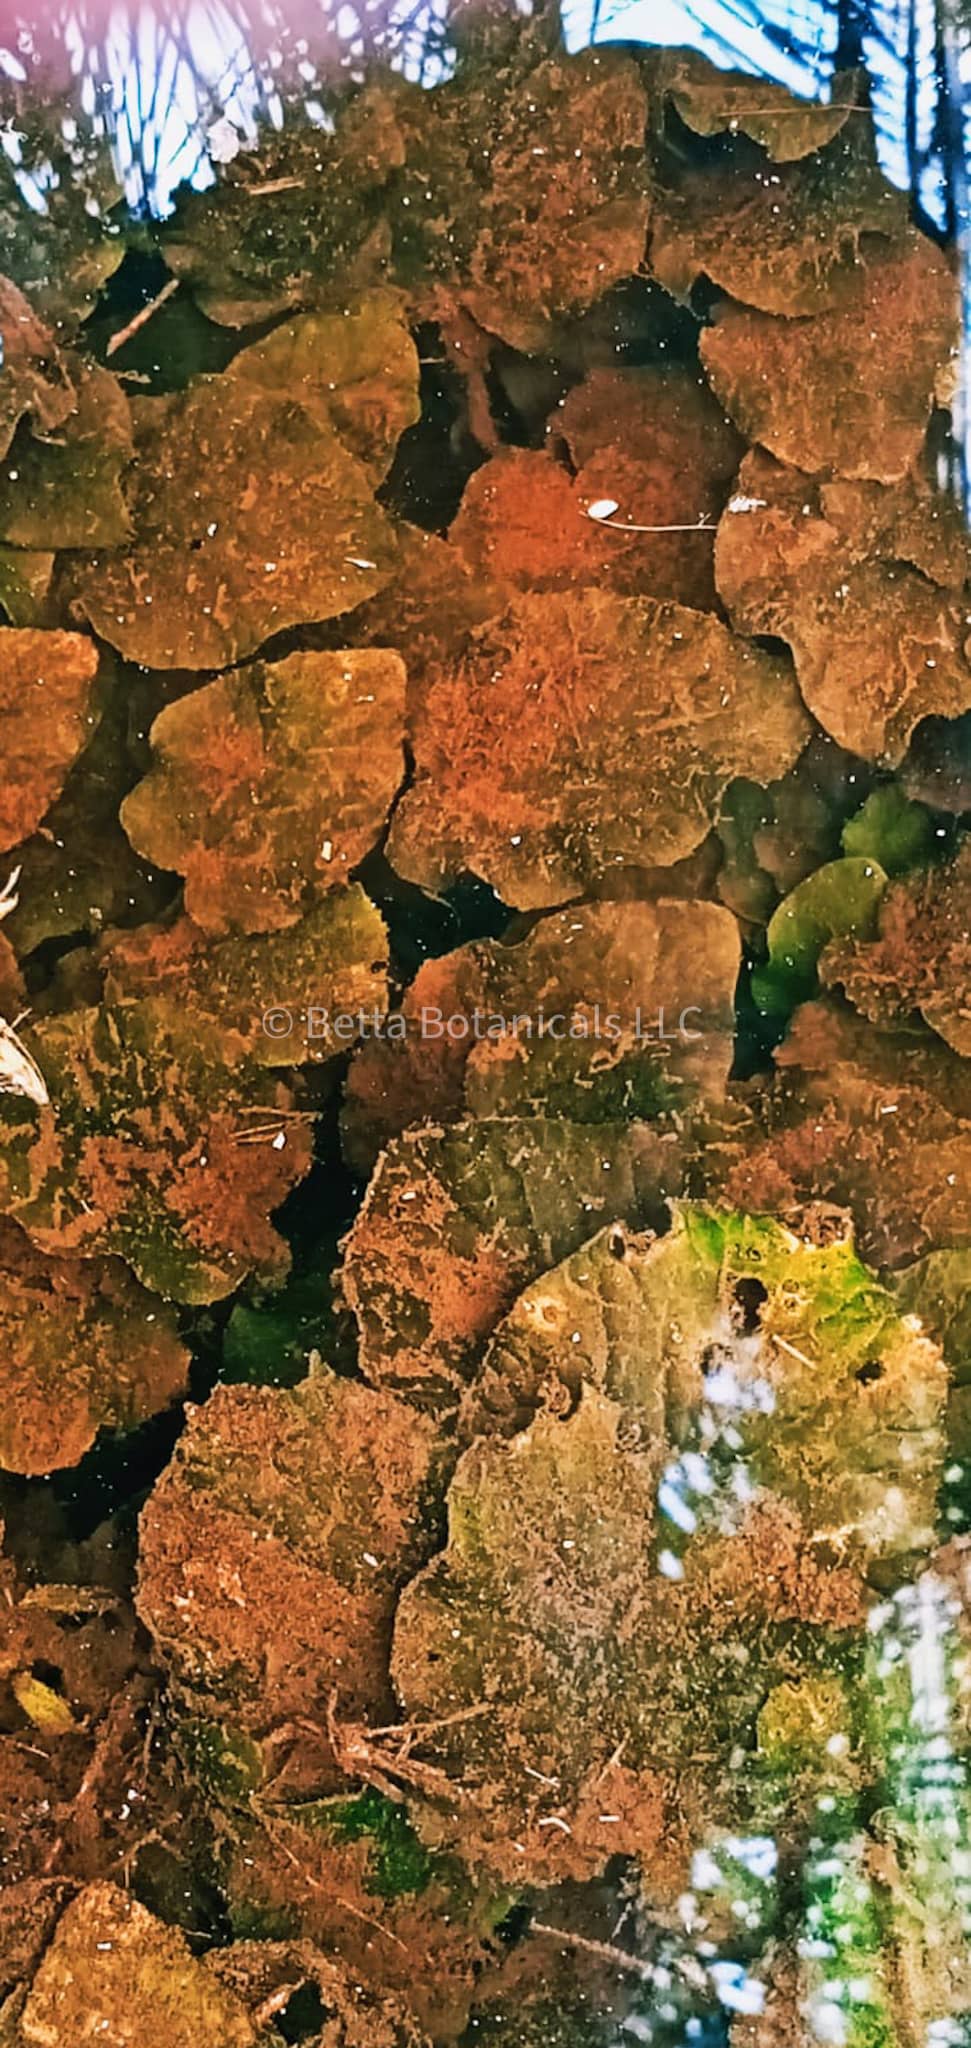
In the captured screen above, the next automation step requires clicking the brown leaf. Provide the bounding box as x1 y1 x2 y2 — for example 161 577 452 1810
701 233 957 483
653 49 858 160
0 1216 187 1476
69 380 398 669
121 649 407 935
342 898 739 1171
0 278 75 462
715 449 971 762
388 590 808 907
338 1116 685 1407
0 362 132 549
822 841 971 1055
0 629 99 855
224 291 420 483
138 1365 440 1733
651 124 903 315
19 1884 262 2048
0 1002 312 1303
723 999 971 1269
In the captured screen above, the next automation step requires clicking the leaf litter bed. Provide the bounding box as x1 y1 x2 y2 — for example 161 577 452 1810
1 19 971 2047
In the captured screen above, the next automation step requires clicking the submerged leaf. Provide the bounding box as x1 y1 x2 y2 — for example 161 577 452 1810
0 278 74 463
224 292 420 483
138 1365 440 1737
0 1002 312 1303
822 840 971 1054
19 1884 263 2048
389 590 808 908
751 856 888 1016
0 1216 187 1477
0 549 54 627
652 127 903 317
339 1116 683 1407
725 999 971 1269
121 649 407 935
715 450 971 762
342 898 739 1170
0 630 99 856
701 234 957 483
0 362 132 549
70 380 398 669
653 50 858 159
100 887 389 1067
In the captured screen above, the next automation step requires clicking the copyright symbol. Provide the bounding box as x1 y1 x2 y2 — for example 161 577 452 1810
261 1007 293 1039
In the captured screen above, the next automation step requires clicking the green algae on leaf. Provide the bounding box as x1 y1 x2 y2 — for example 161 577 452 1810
388 590 808 909
339 1116 684 1407
702 234 957 483
821 840 971 1054
100 886 389 1067
121 649 406 935
18 1883 264 2048
224 292 420 484
342 898 739 1172
715 450 971 763
0 1002 311 1303
69 379 398 670
464 1206 945 1561
138 1363 440 1741
0 1216 187 1477
840 784 935 874
0 630 99 856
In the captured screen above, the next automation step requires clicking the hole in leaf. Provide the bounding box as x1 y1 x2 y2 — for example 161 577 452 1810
732 1277 768 1334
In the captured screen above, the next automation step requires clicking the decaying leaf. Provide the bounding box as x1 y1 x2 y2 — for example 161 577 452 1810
100 886 389 1067
121 649 407 935
0 1001 312 1302
391 1208 941 1883
18 1884 264 2048
0 362 132 549
652 50 858 159
724 998 971 1269
388 590 808 908
138 1363 440 1739
162 87 406 325
0 550 54 627
342 898 739 1171
715 736 866 927
69 379 398 669
0 677 171 959
448 370 741 612
715 449 971 762
0 630 100 855
0 278 75 463
393 45 652 352
463 1205 945 1560
338 1116 684 1407
822 839 971 1053
0 1215 187 1476
701 233 957 483
651 126 904 316
224 292 420 483
208 1938 430 2048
